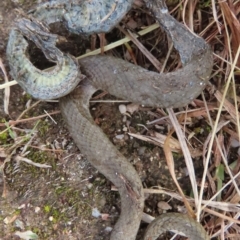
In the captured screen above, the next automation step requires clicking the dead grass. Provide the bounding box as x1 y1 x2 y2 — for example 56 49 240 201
1 0 240 239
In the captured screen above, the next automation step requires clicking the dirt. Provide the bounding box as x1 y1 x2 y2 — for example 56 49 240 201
0 1 207 240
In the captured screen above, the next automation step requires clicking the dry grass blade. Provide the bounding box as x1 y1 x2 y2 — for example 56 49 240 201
163 127 195 218
16 100 42 121
0 110 60 128
118 25 162 71
128 132 181 153
0 57 10 114
14 155 51 168
219 1 240 67
211 0 222 33
211 87 240 125
166 109 199 213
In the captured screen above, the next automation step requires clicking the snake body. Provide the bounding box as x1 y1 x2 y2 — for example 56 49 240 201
6 0 212 239
30 0 134 34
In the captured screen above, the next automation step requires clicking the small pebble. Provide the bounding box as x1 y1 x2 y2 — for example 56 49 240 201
105 226 113 232
119 104 127 114
92 208 101 218
230 138 240 148
87 183 93 189
115 134 125 140
35 207 40 213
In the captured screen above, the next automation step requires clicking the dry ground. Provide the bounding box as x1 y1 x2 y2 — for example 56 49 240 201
0 0 240 240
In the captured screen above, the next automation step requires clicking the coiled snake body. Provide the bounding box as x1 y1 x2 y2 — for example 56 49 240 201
7 0 213 239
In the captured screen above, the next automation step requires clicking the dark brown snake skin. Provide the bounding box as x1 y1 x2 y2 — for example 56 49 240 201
59 2 212 239
7 0 213 239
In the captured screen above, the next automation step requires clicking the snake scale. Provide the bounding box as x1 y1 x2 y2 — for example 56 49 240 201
6 0 213 239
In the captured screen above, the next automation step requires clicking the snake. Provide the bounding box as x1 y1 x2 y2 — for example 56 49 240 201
6 0 213 239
